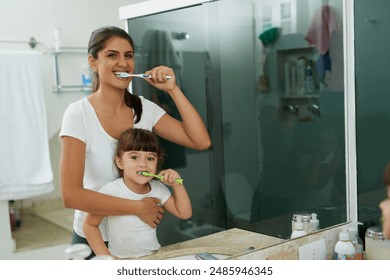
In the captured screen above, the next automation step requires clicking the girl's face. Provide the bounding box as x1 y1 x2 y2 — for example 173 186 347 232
89 36 135 91
115 150 158 187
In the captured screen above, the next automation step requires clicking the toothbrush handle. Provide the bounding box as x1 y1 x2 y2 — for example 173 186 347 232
174 178 183 184
143 74 172 80
155 175 183 184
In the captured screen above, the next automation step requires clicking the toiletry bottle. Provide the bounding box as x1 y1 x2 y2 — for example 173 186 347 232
82 65 92 92
304 60 314 94
292 212 311 233
291 216 308 238
53 28 61 52
334 228 355 260
348 222 363 260
309 213 320 233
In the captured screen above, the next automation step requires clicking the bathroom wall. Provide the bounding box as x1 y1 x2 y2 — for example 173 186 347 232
0 0 145 204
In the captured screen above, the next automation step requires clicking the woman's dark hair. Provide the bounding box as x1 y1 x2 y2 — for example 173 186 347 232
115 128 165 177
88 26 142 123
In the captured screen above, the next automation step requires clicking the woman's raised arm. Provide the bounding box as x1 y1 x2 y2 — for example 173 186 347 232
146 66 211 150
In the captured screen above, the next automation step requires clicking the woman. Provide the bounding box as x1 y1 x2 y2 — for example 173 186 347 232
59 26 210 252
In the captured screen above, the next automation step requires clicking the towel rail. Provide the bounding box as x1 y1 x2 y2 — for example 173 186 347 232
0 37 48 53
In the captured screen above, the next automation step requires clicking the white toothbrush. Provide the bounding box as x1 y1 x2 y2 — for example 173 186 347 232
115 72 172 79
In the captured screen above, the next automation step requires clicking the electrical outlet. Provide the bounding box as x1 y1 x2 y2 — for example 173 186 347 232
298 239 326 260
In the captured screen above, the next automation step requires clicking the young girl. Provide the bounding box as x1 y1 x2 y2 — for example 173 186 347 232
83 128 192 259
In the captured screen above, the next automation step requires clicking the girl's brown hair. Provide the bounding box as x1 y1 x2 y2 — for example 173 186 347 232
115 128 165 177
88 26 142 123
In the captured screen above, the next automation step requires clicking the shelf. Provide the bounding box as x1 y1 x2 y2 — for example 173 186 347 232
280 95 319 99
51 47 87 54
53 85 91 93
51 47 90 93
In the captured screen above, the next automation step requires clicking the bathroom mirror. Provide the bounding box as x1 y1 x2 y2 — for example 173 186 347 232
125 0 346 250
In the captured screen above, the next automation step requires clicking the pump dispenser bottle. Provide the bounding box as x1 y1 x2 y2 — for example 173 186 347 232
291 216 308 238
334 228 355 260
309 213 320 233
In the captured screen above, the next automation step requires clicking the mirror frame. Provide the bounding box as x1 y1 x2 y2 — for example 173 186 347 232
120 0 357 241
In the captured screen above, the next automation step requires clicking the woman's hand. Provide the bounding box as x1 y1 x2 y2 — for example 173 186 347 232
137 197 164 228
144 65 177 92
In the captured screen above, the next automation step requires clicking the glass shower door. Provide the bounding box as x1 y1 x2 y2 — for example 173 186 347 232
127 4 225 246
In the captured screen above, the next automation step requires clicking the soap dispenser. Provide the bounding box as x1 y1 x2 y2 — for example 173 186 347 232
348 222 363 260
291 216 308 238
309 213 320 233
334 228 355 260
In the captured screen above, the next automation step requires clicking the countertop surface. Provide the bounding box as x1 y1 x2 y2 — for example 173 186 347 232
136 228 284 260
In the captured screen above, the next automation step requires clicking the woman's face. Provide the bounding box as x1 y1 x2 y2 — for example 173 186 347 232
90 36 135 91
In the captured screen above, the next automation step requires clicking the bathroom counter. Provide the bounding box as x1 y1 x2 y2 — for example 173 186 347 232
138 228 284 260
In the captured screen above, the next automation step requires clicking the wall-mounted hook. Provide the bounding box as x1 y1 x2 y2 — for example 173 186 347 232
28 37 37 48
283 104 299 115
308 104 320 116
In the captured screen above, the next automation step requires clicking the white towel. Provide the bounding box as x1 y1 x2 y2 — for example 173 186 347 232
0 51 53 201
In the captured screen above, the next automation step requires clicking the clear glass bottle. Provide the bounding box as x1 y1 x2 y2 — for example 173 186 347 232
304 61 314 94
365 225 390 260
348 223 363 260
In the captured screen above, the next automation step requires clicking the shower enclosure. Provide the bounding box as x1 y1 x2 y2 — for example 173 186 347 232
126 0 346 246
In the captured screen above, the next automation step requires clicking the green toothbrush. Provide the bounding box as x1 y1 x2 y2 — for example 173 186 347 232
137 171 183 184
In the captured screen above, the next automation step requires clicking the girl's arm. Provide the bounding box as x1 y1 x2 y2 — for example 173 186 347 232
163 185 192 220
158 169 192 219
145 66 211 151
83 214 115 258
60 136 164 227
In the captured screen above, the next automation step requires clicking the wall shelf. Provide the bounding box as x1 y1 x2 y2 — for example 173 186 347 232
280 94 319 99
51 47 91 93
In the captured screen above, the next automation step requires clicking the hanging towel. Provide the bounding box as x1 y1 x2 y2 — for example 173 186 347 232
305 5 338 55
0 51 53 201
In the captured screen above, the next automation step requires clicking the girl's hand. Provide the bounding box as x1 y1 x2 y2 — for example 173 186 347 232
158 169 182 187
144 65 177 92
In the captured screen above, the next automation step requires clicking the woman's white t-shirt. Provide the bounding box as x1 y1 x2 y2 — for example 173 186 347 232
100 178 171 258
59 96 165 240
